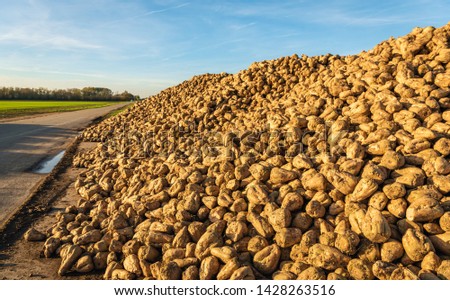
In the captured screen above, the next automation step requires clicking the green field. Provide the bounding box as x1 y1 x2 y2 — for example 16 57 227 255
0 100 122 119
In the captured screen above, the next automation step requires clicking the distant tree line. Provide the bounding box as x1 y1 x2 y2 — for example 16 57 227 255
0 87 139 101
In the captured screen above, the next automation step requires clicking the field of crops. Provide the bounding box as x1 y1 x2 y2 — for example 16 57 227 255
0 100 122 119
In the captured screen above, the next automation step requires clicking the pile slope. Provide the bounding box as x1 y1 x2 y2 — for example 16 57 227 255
38 23 450 280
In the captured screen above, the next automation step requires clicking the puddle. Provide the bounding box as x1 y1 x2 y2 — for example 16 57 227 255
33 151 65 174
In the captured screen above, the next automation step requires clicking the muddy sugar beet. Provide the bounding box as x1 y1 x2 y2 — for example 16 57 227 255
38 23 450 280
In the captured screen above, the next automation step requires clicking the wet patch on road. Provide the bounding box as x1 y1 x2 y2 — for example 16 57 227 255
32 151 65 174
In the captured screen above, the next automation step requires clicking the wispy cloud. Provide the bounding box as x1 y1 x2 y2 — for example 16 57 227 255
229 22 256 31
230 1 295 17
143 2 190 16
100 2 190 27
0 1 102 51
159 37 248 63
218 0 445 27
307 9 407 26
0 66 105 78
0 29 102 50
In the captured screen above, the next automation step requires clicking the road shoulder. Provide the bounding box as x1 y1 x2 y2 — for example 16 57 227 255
0 141 101 279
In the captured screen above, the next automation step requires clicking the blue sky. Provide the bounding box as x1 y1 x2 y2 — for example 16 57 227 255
0 0 449 97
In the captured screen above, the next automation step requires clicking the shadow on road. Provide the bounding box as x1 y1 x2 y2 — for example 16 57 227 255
0 123 75 176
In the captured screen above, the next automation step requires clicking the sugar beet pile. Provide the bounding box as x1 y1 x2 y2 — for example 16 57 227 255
36 24 450 279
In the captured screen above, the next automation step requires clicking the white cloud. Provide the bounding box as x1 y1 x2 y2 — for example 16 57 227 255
143 2 190 15
100 2 190 27
308 9 406 26
229 22 256 31
0 0 102 51
0 29 102 50
218 0 446 27
0 66 105 78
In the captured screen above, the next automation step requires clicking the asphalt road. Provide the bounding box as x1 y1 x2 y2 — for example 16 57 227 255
0 103 128 227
